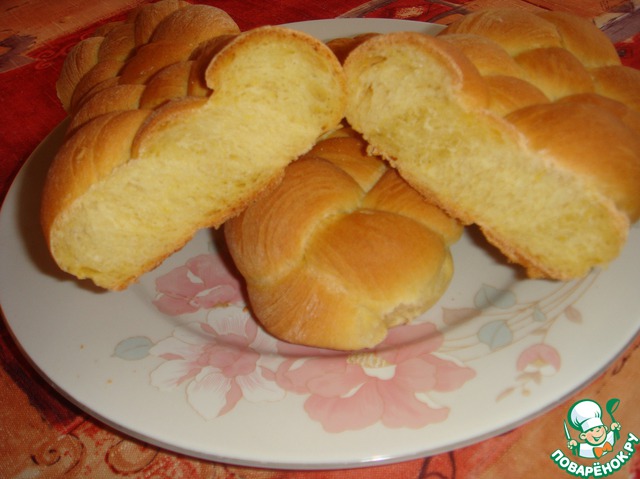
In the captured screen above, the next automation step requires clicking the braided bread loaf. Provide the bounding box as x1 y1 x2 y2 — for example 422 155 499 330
344 8 640 280
41 0 346 290
224 128 462 350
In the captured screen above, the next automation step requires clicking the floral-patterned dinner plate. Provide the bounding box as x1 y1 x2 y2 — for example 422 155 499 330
1 19 640 470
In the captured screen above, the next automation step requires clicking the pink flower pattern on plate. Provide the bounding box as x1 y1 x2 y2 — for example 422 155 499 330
120 247 594 430
496 343 563 401
275 322 476 433
517 343 562 376
146 250 477 430
149 305 284 419
153 254 243 315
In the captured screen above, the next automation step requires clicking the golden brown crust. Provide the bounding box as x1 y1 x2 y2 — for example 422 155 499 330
150 3 239 44
344 8 639 280
483 75 549 116
68 83 145 133
439 33 526 78
326 33 379 64
506 99 640 221
118 41 193 85
362 168 463 245
69 59 125 112
513 47 594 100
442 8 562 55
43 2 346 290
303 133 386 189
225 129 461 350
130 0 191 45
536 10 621 68
56 0 241 115
137 61 192 109
96 22 136 63
56 37 104 110
591 65 640 112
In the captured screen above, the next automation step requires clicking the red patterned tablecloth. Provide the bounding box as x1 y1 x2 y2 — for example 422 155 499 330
1 1 639 477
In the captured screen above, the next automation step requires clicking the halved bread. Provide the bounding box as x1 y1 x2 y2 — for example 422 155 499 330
42 2 346 290
344 9 640 280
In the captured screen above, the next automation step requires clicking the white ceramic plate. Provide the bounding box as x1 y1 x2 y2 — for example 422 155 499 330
2 19 640 470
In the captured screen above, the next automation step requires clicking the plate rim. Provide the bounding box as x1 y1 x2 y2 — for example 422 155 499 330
1 18 640 470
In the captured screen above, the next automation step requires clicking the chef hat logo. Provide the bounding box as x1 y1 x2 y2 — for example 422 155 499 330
568 399 604 433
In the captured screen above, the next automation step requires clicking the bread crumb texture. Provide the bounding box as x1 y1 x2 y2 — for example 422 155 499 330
345 8 640 280
41 0 346 290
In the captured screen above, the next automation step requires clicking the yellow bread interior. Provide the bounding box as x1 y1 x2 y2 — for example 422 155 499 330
43 27 345 290
344 32 631 279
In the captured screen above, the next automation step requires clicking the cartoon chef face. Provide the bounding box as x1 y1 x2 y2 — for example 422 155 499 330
581 424 608 446
568 399 606 441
